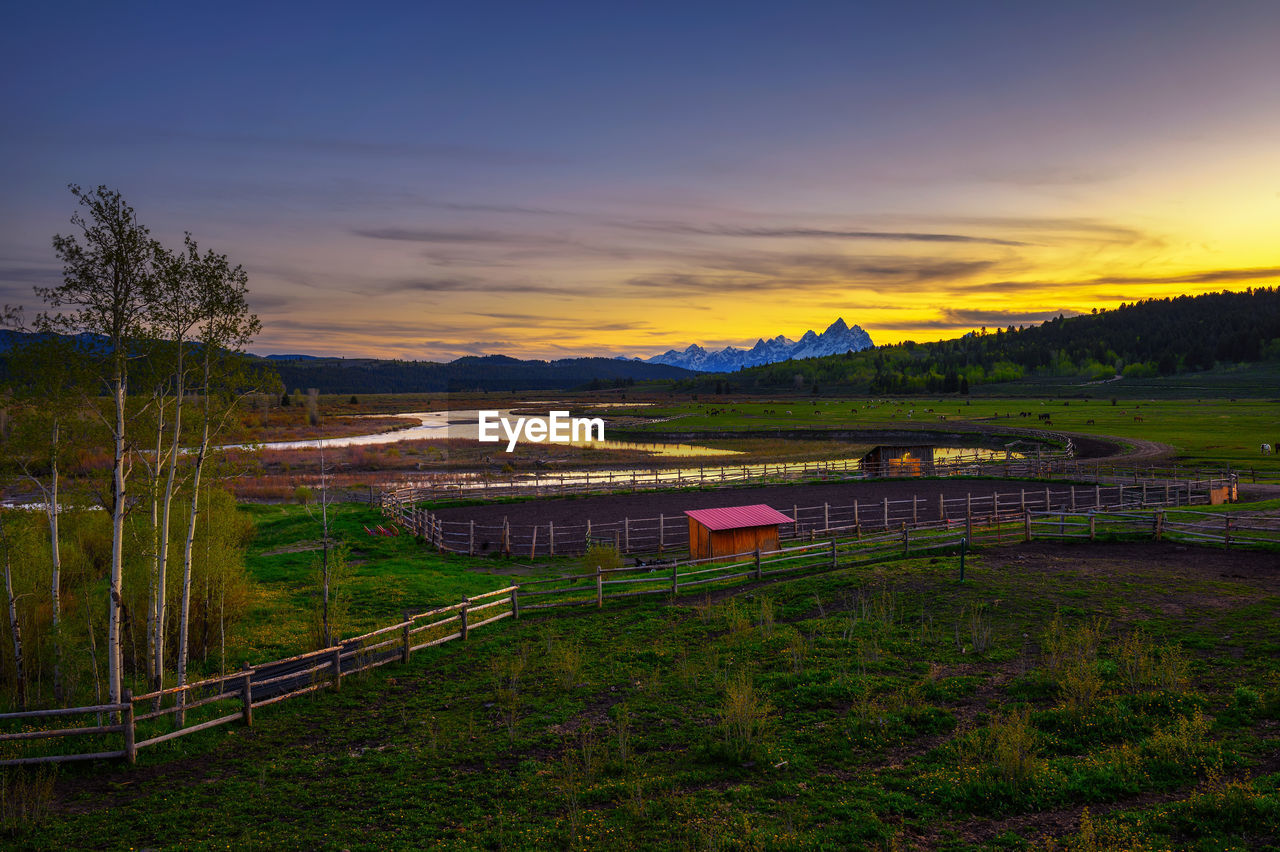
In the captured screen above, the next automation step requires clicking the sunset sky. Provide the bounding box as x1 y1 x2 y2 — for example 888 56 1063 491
2 2 1278 361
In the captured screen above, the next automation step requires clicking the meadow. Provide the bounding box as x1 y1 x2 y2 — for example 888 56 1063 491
18 502 1280 850
5 390 1279 849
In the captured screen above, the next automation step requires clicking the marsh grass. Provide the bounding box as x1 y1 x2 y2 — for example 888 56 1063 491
0 767 55 832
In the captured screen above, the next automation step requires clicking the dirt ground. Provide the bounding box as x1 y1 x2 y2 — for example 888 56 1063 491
433 477 1131 528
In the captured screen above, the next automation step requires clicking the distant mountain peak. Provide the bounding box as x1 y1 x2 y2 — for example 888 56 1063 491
642 318 873 372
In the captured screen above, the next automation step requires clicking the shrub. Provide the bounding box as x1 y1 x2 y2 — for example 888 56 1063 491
548 640 583 691
1142 710 1220 779
989 708 1041 787
719 671 770 761
581 543 622 575
294 485 314 505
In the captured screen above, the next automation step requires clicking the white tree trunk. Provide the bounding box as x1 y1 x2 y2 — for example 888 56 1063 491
108 374 127 712
49 420 63 703
1 515 26 709
175 409 209 726
153 365 184 693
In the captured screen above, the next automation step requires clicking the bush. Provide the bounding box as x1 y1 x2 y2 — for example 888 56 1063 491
719 671 770 761
294 485 314 505
581 543 622 574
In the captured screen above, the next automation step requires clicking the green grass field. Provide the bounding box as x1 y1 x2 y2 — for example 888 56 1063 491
603 396 1280 477
23 527 1280 850
8 388 1280 849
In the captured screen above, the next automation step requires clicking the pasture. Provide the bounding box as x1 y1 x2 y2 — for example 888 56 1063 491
21 526 1280 850
603 396 1280 478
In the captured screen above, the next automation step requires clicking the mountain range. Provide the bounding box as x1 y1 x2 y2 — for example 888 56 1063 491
641 318 874 372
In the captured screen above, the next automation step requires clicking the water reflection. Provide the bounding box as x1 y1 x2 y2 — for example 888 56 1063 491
229 410 739 457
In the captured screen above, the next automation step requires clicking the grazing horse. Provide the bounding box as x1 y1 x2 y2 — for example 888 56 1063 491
1134 415 1144 422
1264 443 1274 455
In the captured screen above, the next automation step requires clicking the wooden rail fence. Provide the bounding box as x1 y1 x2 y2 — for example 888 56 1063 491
386 473 1235 558
7 498 1270 768
0 586 517 768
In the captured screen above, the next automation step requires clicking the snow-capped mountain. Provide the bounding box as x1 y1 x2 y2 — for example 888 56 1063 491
643 318 873 372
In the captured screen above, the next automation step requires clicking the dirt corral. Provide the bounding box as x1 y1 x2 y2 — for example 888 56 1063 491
428 477 1171 556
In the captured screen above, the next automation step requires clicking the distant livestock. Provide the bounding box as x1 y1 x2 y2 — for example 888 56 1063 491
1038 413 1051 421
1134 415 1143 422
1264 444 1274 455
1086 419 1095 425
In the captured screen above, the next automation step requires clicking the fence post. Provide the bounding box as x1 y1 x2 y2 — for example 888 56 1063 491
754 548 762 580
831 535 838 569
595 566 604 608
332 646 343 692
241 664 253 727
402 613 412 663
1154 510 1164 541
671 561 679 596
659 514 664 554
1095 484 1101 508
460 602 470 641
793 505 799 536
469 520 475 556
1071 486 1076 511
624 517 630 552
1141 482 1147 506
1223 517 1231 546
1044 487 1050 511
938 493 945 521
1020 489 1026 513
1089 512 1096 541
913 496 918 525
1024 510 1031 542
503 517 511 557
122 689 136 764
511 587 520 619
824 503 829 530
966 496 973 542
882 498 889 530
902 523 909 554
530 525 537 559
549 522 555 557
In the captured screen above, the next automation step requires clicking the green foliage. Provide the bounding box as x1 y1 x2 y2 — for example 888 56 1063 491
308 541 351 650
717 671 770 762
680 288 1280 394
580 543 622 574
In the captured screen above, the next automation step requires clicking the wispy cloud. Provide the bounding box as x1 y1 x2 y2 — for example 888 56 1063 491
620 220 1028 246
352 227 568 245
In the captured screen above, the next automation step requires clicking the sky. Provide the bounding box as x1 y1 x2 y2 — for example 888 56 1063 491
2 1 1278 361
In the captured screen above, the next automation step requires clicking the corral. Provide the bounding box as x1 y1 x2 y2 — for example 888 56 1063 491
419 474 1224 557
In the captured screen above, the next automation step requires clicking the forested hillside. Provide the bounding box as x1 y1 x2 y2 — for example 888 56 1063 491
266 354 694 394
695 288 1280 395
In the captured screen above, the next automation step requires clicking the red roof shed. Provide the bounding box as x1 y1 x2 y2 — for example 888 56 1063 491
684 504 793 563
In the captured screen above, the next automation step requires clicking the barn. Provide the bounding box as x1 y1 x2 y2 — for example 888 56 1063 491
860 444 935 477
685 504 794 562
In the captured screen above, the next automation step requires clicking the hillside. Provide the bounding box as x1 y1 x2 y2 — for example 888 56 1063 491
266 353 696 394
686 288 1280 396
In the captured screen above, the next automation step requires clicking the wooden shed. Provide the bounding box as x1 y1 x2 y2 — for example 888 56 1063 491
859 444 935 477
684 504 794 563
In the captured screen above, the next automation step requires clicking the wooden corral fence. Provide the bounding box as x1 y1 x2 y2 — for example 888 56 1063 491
0 586 517 768
4 501 1275 768
381 446 1075 504
386 474 1236 559
471 504 1280 612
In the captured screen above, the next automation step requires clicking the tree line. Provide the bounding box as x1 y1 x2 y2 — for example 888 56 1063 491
676 288 1280 395
0 186 266 714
